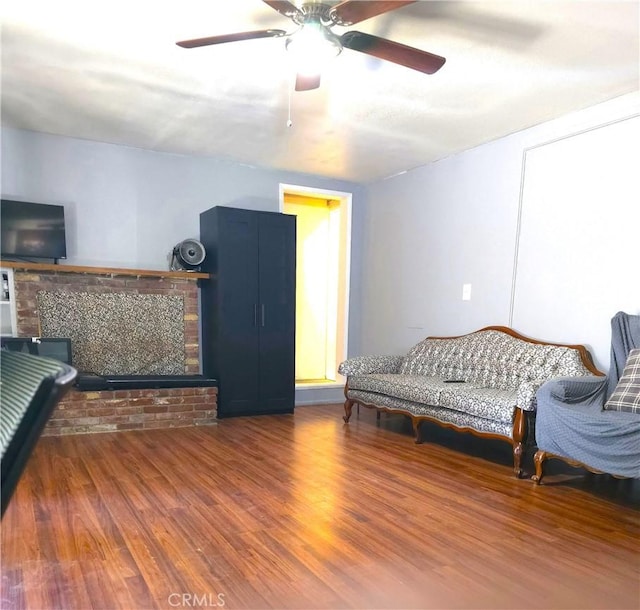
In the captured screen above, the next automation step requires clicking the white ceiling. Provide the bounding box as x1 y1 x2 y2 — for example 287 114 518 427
1 1 638 183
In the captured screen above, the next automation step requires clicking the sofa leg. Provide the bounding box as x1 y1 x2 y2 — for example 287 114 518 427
532 450 547 484
513 442 524 478
411 417 423 444
343 399 354 423
512 407 526 478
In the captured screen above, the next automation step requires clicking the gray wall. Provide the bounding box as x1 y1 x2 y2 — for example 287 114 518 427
1 127 365 270
361 92 639 370
1 127 365 404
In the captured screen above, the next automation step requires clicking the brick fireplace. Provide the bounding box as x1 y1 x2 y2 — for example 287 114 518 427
5 262 217 435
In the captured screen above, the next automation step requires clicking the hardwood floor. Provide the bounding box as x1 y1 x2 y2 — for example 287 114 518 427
2 404 638 610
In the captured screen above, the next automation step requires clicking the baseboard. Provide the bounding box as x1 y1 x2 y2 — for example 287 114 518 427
295 399 343 406
294 384 344 407
294 382 343 389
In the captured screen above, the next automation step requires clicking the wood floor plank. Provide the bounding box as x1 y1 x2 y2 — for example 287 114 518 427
1 404 638 609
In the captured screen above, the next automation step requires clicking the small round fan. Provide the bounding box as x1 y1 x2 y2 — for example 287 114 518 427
170 239 206 271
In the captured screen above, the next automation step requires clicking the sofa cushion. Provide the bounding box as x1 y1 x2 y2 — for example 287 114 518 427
438 385 517 424
348 374 517 424
348 374 448 406
604 349 640 414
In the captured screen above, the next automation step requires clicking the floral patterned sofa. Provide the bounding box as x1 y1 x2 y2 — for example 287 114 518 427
338 326 601 477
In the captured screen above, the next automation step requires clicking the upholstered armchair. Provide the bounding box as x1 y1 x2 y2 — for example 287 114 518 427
1 351 77 515
532 312 640 483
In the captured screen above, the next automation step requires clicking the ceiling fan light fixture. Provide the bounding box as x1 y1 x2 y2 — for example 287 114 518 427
285 21 341 75
177 1 446 91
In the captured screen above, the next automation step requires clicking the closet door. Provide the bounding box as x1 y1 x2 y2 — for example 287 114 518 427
219 209 262 415
201 207 261 417
257 213 296 413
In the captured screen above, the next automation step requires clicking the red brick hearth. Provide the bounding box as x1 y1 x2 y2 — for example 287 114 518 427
46 386 218 436
4 262 217 435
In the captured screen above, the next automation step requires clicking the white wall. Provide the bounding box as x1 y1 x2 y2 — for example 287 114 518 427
361 92 640 370
512 115 639 371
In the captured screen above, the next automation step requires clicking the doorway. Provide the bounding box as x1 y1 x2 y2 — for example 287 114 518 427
280 184 351 386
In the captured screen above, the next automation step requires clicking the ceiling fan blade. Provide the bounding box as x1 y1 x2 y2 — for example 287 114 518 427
340 31 446 74
262 0 303 20
330 1 416 26
295 73 321 91
177 29 286 49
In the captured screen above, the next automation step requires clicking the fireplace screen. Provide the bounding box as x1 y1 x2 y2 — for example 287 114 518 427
36 291 185 375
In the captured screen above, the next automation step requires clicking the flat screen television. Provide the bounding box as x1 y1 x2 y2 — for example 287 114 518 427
0 337 72 366
0 199 67 261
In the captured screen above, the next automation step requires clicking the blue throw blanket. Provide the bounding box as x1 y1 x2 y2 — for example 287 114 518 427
535 311 640 478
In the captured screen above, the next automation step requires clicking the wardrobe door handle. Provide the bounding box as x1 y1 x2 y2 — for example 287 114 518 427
253 304 258 327
261 304 265 327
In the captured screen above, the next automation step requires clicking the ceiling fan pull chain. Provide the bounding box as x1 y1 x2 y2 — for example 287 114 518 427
287 74 293 128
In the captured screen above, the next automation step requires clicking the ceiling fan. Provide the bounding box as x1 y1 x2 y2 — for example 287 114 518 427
176 0 446 91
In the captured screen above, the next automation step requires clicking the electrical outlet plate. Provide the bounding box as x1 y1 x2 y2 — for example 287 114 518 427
462 284 472 301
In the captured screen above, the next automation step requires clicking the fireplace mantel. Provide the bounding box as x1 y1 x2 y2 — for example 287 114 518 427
0 260 210 280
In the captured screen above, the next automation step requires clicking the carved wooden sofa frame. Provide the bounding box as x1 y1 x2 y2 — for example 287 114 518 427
340 326 599 478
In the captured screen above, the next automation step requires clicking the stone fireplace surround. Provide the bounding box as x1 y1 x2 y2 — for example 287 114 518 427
3 261 217 435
